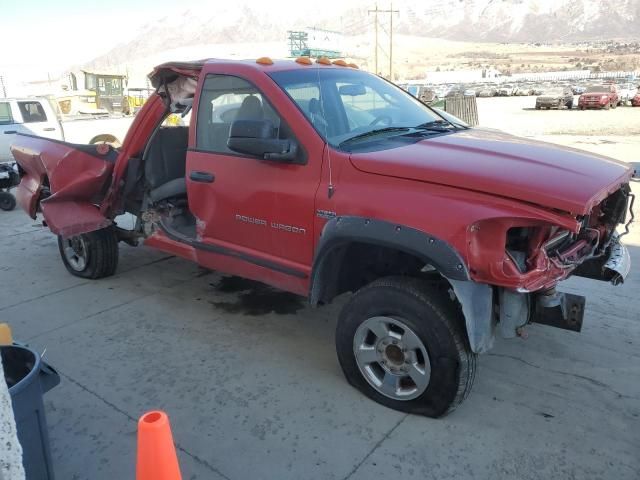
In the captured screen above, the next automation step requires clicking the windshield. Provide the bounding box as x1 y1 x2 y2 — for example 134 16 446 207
585 85 607 93
269 68 448 147
543 88 569 96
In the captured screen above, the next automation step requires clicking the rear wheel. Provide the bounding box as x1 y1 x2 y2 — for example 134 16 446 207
58 227 119 279
336 276 476 417
0 192 16 211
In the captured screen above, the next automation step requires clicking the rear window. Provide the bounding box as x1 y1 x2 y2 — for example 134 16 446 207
0 102 13 125
18 101 47 123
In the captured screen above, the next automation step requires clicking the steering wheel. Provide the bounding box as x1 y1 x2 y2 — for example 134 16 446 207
369 115 392 127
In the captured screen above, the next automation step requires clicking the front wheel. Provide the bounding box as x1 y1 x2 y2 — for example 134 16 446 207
336 276 476 417
58 227 119 279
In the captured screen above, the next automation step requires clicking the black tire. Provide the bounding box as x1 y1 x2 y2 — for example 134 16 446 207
0 192 16 211
336 276 476 417
567 100 573 109
57 227 119 279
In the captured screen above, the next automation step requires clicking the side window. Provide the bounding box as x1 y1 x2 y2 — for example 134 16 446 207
0 102 13 125
196 74 285 154
18 101 47 123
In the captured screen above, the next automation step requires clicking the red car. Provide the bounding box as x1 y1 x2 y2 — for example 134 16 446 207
632 92 640 106
10 59 637 417
578 84 620 109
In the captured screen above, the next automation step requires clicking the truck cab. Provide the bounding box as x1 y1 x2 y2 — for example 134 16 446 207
0 97 63 162
9 58 638 417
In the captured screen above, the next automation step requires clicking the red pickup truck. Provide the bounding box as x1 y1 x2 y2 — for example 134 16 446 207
578 84 620 110
10 58 637 417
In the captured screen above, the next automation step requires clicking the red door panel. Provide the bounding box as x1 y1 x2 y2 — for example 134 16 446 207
186 150 322 272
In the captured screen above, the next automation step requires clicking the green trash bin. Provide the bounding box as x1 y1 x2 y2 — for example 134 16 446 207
3 344 60 480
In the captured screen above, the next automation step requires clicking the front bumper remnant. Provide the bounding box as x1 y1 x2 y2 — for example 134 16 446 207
532 290 586 332
573 234 631 285
603 237 631 286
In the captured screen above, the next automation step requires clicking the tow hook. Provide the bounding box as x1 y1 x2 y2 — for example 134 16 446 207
531 288 585 332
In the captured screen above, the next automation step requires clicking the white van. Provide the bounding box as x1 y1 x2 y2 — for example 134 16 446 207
0 98 64 162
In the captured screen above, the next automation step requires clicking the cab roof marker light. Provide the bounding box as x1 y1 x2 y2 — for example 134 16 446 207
332 59 348 67
348 63 359 69
296 56 313 65
256 57 274 66
316 57 331 65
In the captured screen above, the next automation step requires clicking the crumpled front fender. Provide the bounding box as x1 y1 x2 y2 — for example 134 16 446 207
11 134 117 236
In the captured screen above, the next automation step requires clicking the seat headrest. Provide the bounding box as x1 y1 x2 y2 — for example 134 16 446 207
237 95 264 120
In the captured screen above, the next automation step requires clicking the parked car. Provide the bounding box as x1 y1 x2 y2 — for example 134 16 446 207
617 83 638 105
578 85 619 110
9 58 637 417
572 85 586 95
530 86 544 96
477 86 497 97
535 87 574 110
497 84 515 96
0 98 64 162
632 91 640 106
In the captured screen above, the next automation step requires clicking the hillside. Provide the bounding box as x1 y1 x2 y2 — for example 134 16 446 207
83 0 640 83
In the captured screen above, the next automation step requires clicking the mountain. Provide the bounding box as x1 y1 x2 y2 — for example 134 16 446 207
402 0 640 42
84 0 640 73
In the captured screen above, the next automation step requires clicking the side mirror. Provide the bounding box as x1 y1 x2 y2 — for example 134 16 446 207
227 119 298 162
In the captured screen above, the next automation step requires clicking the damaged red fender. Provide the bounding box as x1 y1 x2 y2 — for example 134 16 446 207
11 135 117 236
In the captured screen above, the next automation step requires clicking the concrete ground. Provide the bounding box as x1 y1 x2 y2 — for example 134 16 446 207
2 108 640 479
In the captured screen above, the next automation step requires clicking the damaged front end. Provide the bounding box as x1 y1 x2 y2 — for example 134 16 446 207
460 181 635 353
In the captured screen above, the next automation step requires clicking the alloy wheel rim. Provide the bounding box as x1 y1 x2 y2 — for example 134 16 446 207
353 316 431 401
63 236 88 271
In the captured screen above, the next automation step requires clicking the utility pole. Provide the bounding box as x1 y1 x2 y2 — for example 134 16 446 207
389 2 395 80
368 4 379 75
0 76 6 98
368 3 399 78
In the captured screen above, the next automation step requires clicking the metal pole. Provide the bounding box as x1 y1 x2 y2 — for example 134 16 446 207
368 4 379 75
389 2 393 80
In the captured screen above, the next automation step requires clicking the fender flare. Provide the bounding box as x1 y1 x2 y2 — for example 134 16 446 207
310 216 469 302
310 216 496 353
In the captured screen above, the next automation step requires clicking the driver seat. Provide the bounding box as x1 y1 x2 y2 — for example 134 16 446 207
145 127 188 203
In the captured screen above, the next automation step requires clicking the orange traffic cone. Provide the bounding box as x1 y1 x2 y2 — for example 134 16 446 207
136 411 182 480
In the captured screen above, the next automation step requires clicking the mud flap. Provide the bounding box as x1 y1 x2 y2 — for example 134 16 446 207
41 201 112 237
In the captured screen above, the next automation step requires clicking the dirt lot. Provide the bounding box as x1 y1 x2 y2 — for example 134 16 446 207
2 97 639 479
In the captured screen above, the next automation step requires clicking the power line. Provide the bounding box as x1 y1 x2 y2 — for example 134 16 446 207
368 3 399 78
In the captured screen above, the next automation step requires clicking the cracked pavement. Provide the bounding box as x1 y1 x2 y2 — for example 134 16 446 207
1 144 639 479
